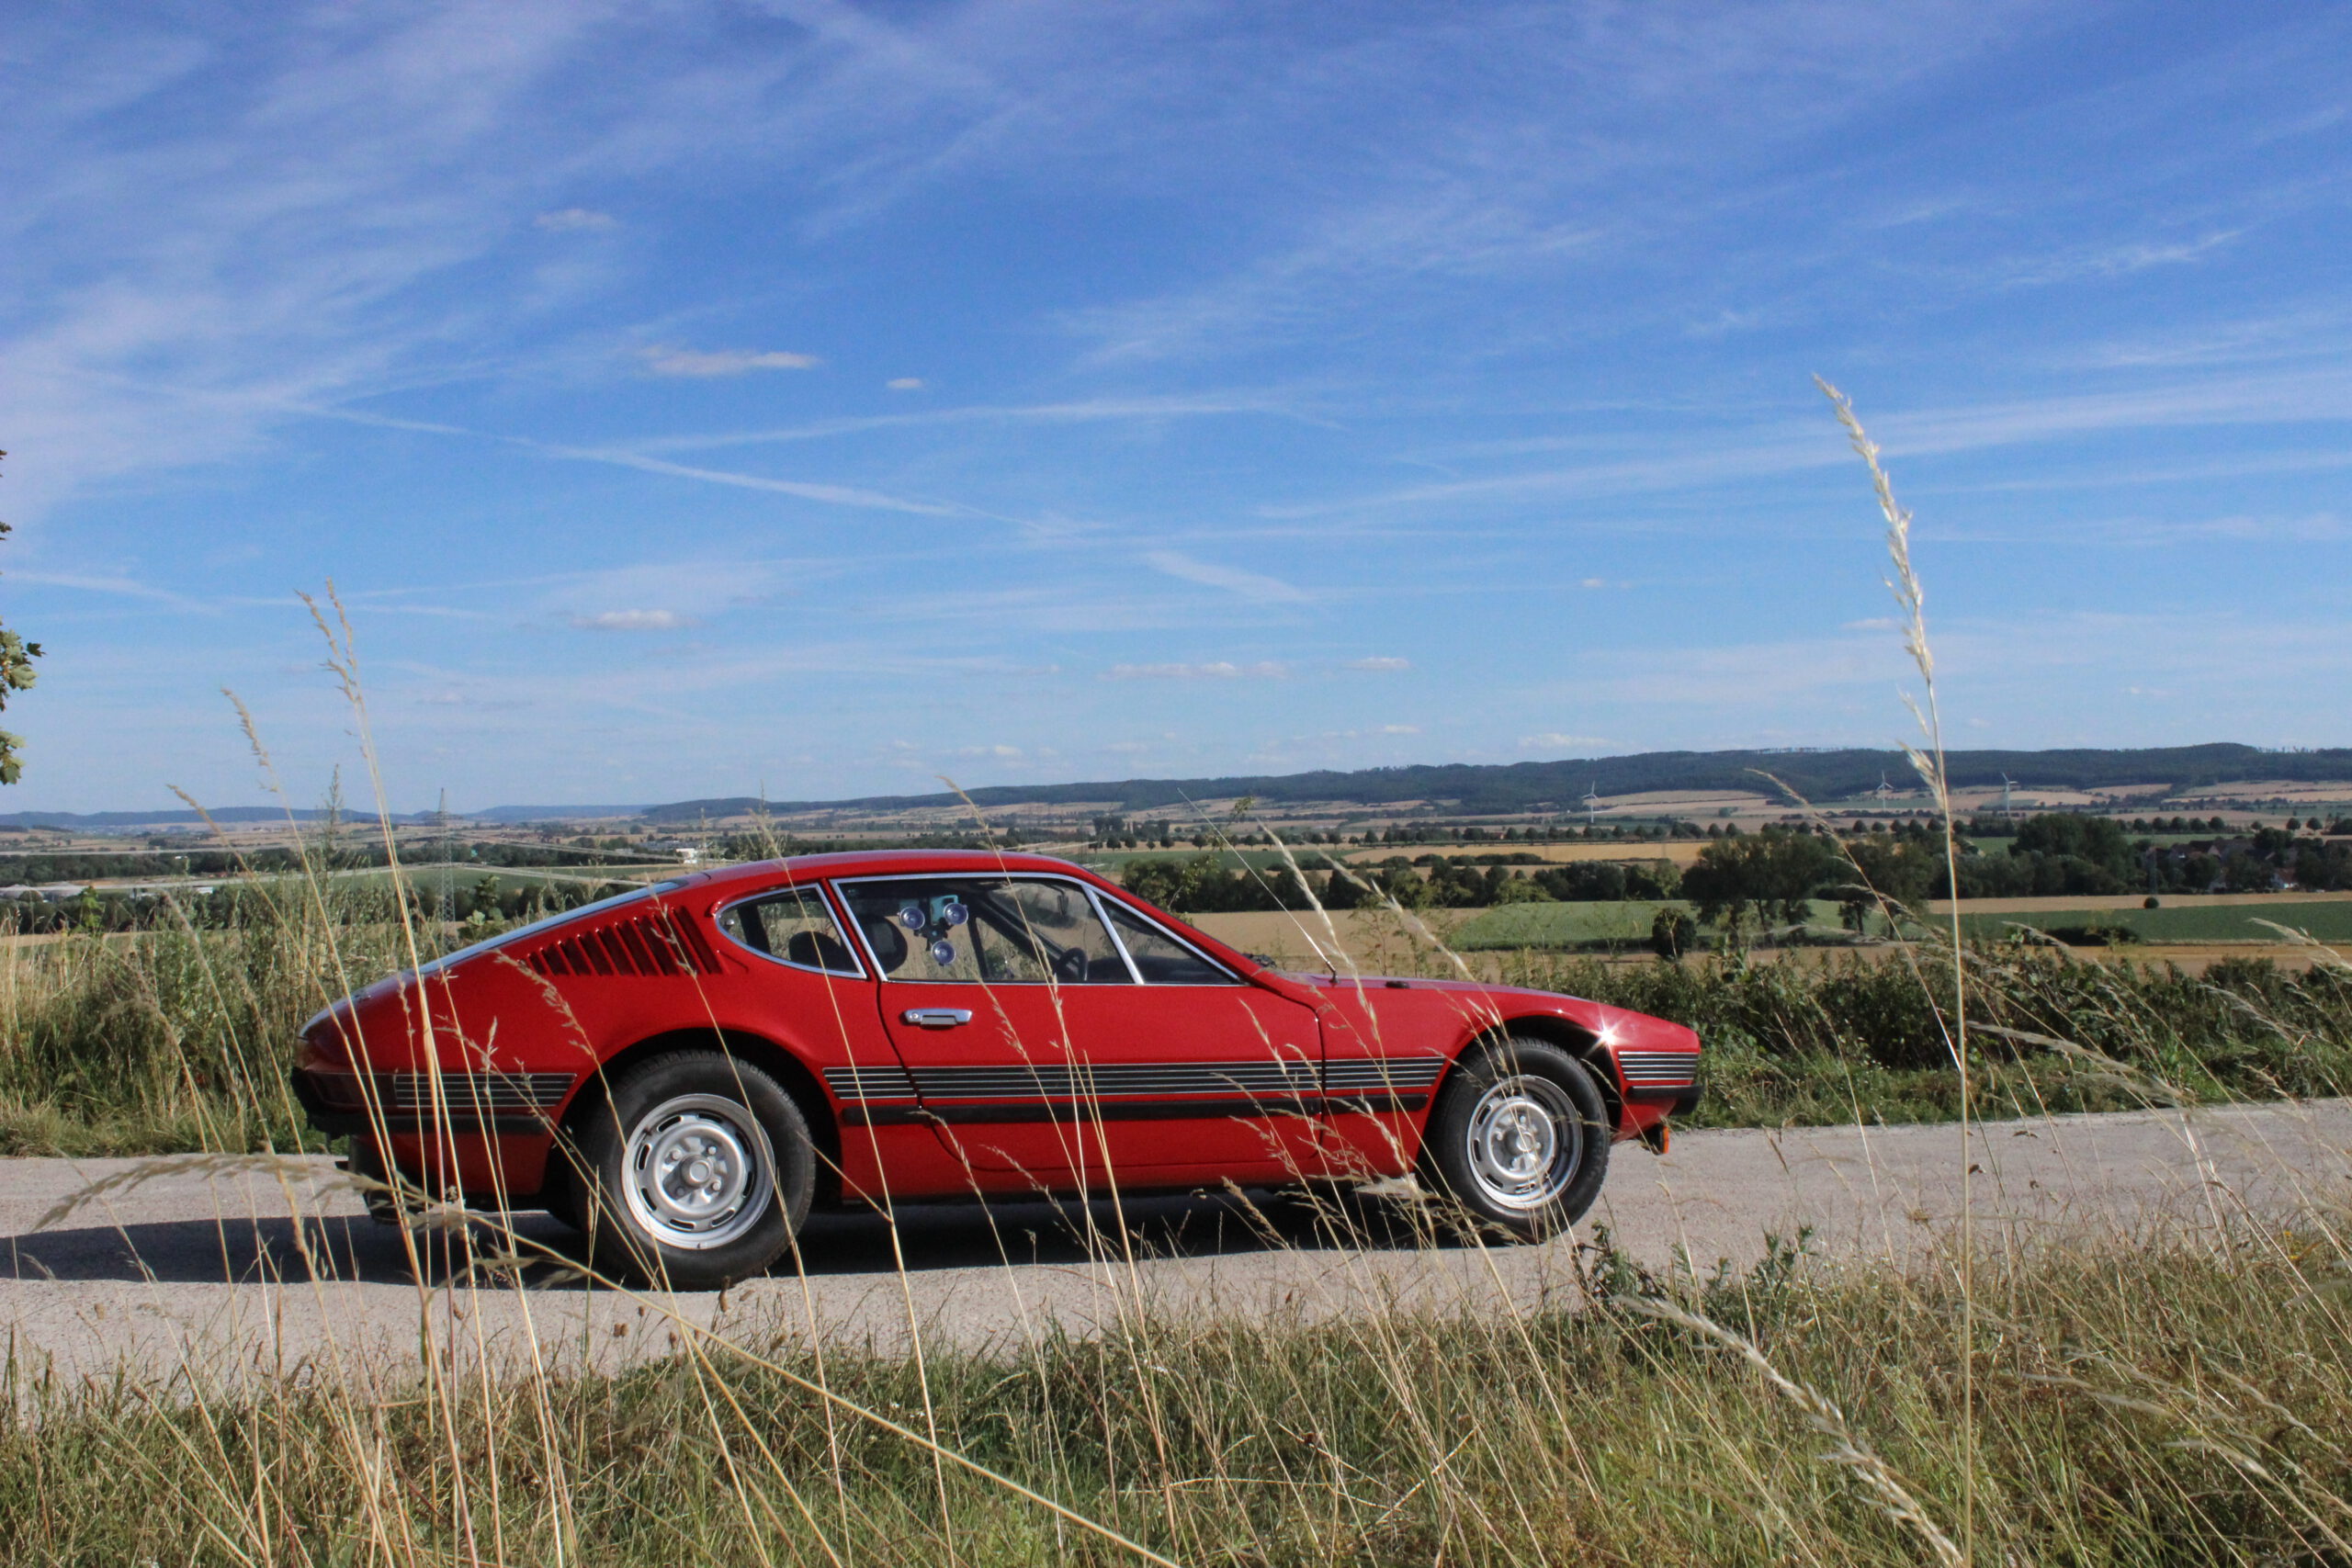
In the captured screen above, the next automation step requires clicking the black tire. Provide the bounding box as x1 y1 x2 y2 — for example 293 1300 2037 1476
537 1127 592 1234
1420 1037 1610 1241
574 1052 815 1290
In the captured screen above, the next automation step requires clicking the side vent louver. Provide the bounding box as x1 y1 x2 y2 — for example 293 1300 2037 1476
526 909 718 979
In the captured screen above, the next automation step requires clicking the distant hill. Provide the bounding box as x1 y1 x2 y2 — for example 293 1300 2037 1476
0 807 440 830
465 805 653 824
17 745 2342 833
628 744 2352 822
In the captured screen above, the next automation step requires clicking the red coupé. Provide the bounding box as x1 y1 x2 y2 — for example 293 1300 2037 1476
293 851 1702 1288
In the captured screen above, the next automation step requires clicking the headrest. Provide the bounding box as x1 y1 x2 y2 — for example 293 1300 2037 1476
785 929 855 973
862 918 908 974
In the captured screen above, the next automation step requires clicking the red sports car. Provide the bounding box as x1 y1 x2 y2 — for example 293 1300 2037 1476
293 851 1702 1288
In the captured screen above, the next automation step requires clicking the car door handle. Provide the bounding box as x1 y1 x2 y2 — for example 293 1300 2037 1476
901 1008 973 1029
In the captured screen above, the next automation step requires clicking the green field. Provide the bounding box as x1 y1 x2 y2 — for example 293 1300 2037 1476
1450 898 1669 949
1960 899 2352 944
1452 898 1864 950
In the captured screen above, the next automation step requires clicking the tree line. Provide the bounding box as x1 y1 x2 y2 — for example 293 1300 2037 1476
0 875 633 935
1118 814 2352 931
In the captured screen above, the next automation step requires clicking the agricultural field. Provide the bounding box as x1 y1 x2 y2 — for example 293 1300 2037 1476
1957 898 2352 944
1448 897 1689 950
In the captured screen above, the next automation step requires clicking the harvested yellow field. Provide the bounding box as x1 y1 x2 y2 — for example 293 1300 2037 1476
1188 908 1468 968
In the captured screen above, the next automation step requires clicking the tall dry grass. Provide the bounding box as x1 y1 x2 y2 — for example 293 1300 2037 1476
0 892 428 1155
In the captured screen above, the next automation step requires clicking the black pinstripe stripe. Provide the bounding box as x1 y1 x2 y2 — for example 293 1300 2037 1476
824 1055 1448 1104
379 1072 575 1111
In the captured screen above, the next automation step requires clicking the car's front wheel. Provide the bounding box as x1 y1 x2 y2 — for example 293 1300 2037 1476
1421 1037 1609 1240
574 1052 814 1289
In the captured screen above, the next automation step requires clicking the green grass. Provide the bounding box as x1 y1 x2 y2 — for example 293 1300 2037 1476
4 1216 2347 1565
1451 898 1680 949
1452 898 1850 950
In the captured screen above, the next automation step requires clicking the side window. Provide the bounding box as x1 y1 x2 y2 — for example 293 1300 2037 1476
998 881 1131 984
839 880 989 982
717 886 861 976
1102 900 1239 985
837 877 1135 985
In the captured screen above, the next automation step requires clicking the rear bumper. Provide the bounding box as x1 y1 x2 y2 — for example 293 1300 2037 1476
288 1066 571 1135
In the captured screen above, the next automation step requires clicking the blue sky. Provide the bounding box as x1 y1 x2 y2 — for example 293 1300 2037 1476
3 2 2347 814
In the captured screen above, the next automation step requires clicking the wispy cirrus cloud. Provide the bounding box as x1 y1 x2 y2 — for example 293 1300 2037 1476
2003 230 2242 288
8 571 215 614
565 608 695 632
639 345 822 378
1106 660 1288 681
633 394 1317 454
1143 550 1307 604
530 445 967 517
534 207 616 231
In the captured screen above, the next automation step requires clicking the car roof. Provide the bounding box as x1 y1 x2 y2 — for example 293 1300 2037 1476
688 848 1106 897
677 849 1271 977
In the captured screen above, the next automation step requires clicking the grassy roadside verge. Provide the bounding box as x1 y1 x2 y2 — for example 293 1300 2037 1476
2 1217 2346 1563
1492 945 2352 1127
2 915 2347 1154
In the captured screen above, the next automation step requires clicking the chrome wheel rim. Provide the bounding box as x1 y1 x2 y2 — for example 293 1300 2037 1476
622 1094 775 1250
1464 1074 1580 1212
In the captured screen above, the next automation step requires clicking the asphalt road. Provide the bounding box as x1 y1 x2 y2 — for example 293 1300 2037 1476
3 1100 2346 1386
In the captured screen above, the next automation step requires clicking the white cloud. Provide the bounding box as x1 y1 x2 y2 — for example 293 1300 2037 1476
1106 660 1288 680
639 346 823 378
1344 656 1410 671
887 377 926 390
534 208 616 231
1143 550 1307 604
1520 733 1610 751
565 608 694 632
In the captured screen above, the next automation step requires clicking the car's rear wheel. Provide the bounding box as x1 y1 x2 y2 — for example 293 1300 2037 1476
575 1052 814 1289
1421 1037 1609 1240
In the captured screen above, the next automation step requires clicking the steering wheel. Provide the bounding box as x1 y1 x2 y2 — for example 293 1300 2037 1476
1053 947 1090 984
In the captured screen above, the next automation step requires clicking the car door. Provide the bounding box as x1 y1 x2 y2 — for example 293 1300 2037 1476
832 873 1321 1181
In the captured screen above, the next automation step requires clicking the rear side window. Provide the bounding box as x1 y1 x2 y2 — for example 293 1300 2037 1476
1102 900 1238 985
718 886 862 976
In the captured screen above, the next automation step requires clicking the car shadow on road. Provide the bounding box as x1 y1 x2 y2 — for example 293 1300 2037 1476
1 1188 1457 1289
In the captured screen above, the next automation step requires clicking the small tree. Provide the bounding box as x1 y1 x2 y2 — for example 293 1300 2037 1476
0 452 42 784
1647 906 1695 960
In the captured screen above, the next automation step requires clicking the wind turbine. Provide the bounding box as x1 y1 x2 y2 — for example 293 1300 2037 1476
1872 773 1894 805
2000 773 2017 818
1582 782 1601 829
